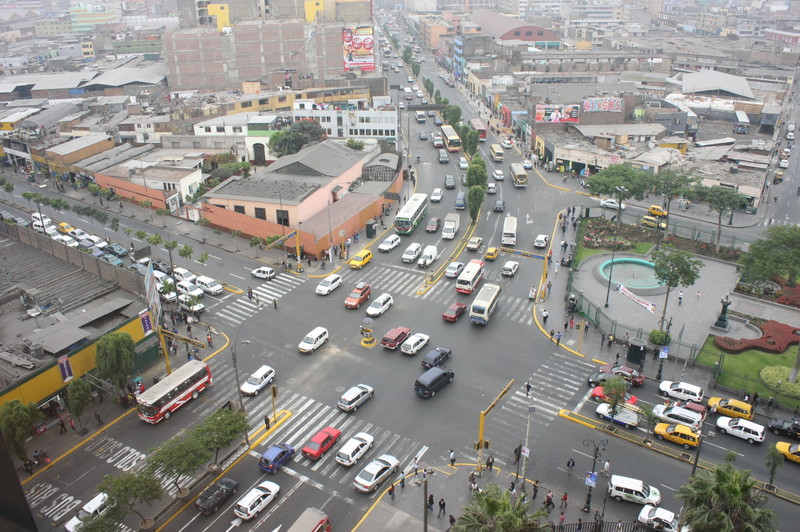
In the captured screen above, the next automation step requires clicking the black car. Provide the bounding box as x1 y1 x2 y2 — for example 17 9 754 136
769 418 800 439
421 346 452 369
194 477 239 515
444 175 456 189
587 372 621 387
152 260 172 275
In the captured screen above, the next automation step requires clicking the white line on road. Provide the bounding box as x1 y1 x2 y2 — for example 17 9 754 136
210 254 221 260
230 273 244 280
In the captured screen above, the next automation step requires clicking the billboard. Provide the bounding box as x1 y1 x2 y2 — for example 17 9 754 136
535 104 580 123
343 26 375 73
582 98 623 113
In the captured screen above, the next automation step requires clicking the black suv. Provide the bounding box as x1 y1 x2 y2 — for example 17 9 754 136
444 175 456 189
194 478 239 515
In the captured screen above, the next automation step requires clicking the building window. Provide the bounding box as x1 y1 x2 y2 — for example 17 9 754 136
241 101 252 108
204 126 211 133
514 31 520 36
233 126 242 133
233 205 245 214
216 126 224 132
276 209 289 226
526 31 532 36
254 207 266 220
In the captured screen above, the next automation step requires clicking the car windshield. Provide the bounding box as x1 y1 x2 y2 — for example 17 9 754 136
303 335 315 344
245 376 260 385
321 280 331 286
370 300 382 307
349 290 362 298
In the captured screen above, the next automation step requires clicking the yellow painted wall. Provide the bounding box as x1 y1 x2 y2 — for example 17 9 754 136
304 0 324 22
208 4 231 31
0 314 152 407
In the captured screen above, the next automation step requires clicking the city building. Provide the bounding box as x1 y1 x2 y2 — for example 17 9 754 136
291 98 398 140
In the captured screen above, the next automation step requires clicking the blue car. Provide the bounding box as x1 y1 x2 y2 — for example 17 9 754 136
258 443 295 474
106 243 128 257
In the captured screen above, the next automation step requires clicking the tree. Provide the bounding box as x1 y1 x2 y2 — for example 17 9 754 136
164 240 179 272
250 236 265 257
147 233 163 251
147 435 211 496
135 230 147 241
197 252 209 266
67 378 92 431
651 247 703 329
638 403 658 440
467 185 485 223
647 169 700 214
676 461 776 532
345 138 365 150
98 469 162 527
196 217 210 243
179 244 194 263
443 105 462 126
230 230 242 251
402 47 412 63
155 208 169 228
765 444 784 489
466 130 480 156
3 181 13 200
698 185 746 252
0 400 43 461
411 62 420 77
603 376 629 420
739 225 800 286
195 408 249 464
95 332 137 397
587 165 650 230
109 217 120 233
466 164 487 189
268 121 326 158
470 155 486 173
454 483 550 531
140 200 153 221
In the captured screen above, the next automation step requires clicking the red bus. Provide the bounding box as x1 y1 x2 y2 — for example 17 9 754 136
137 360 212 423
469 118 487 142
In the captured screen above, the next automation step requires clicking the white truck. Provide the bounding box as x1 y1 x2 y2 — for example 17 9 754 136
441 213 460 240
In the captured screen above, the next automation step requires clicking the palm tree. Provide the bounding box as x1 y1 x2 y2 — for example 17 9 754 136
676 461 777 532
454 483 551 531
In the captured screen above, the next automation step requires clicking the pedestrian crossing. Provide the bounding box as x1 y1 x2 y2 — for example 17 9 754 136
340 265 536 326
206 273 307 327
186 362 426 496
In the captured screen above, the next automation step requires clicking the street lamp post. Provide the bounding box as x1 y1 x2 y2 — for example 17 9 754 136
228 310 261 447
582 438 607 513
604 186 626 308
604 245 617 308
521 405 535 497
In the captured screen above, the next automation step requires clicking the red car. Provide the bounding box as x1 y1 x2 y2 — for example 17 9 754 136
301 426 342 460
599 364 645 387
426 217 441 233
590 386 638 405
442 302 468 322
344 281 371 309
381 326 411 349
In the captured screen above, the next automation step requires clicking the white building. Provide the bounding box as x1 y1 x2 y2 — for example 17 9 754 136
193 112 260 136
292 99 399 140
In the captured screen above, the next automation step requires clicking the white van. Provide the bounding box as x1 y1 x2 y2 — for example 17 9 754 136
402 243 422 263
195 275 224 295
65 493 109 532
176 280 204 298
298 326 329 354
172 267 197 283
608 475 661 506
32 220 54 234
418 245 438 268
31 213 52 225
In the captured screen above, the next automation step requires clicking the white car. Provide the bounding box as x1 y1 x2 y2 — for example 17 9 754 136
501 139 513 149
522 159 533 169
659 381 704 403
596 403 640 429
533 234 549 248
487 183 497 194
172 267 197 283
335 432 374 466
251 266 276 280
233 480 280 520
599 198 626 210
53 234 79 248
501 260 519 277
492 169 505 181
638 505 681 532
366 293 394 317
787 132 795 140
240 365 276 396
430 188 443 203
402 243 422 263
445 262 464 278
398 102 405 110
378 234 401 252
459 157 468 169
338 384 374 412
652 404 702 431
85 235 108 250
157 282 177 302
68 228 89 241
354 454 400 492
779 158 789 168
407 76 413 82
177 294 205 314
400 333 429 355
176 280 204 299
316 274 342 295
152 270 173 285
716 416 765 444
412 84 419 91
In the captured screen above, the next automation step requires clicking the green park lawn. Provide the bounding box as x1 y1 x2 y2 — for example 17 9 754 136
575 241 653 265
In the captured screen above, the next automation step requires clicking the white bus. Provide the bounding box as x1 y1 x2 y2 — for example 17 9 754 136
456 259 485 294
501 216 518 246
470 283 501 325
395 193 428 234
489 144 504 162
404 87 413 100
415 111 426 123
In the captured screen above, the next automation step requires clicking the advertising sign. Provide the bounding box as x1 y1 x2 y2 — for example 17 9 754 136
343 26 375 72
535 104 580 123
582 98 623 113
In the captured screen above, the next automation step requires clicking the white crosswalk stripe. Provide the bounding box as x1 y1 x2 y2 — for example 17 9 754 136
210 273 306 327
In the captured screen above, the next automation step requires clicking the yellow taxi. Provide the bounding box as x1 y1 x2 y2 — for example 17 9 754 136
349 249 373 269
484 247 499 261
707 397 753 420
648 205 668 217
776 441 800 464
640 216 667 230
654 423 700 449
57 222 75 234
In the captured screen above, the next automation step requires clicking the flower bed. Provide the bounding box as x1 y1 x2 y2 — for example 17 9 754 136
714 320 800 354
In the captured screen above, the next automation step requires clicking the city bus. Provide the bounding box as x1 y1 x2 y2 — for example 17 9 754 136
489 144 504 162
509 163 528 188
501 216 518 246
404 87 413 100
441 125 461 152
456 259 485 294
469 118 487 142
470 283 501 325
137 360 212 424
415 110 426 123
394 193 428 235
734 110 750 134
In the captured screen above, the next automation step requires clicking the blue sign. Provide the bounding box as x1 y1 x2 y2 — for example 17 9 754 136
585 471 597 488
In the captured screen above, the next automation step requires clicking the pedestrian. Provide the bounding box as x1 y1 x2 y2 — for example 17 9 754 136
547 280 552 295
59 419 67 434
525 381 531 397
794 405 799 420
752 391 759 406
569 318 574 329
438 497 446 517
560 492 568 508
413 458 419 477
186 324 192 335
556 332 561 345
576 518 583 532
448 515 456 530
585 320 591 332
273 297 278 310
615 352 620 364
69 418 76 432
678 291 684 305
388 484 395 500
545 490 554 509
509 481 516 494
601 334 605 346
550 329 555 339
554 263 559 275
427 494 434 512
532 480 539 499
247 287 253 301
607 335 614 348
450 449 455 466
542 309 549 324
566 457 575 473
24 459 34 475
710 404 717 419
187 350 193 361
254 293 260 307
95 412 103 425
559 512 566 528
564 321 568 332
697 290 701 298
264 415 271 431
422 468 428 481
513 444 521 464
486 454 494 471
170 312 177 325
616 520 623 531
603 460 610 476
399 474 405 488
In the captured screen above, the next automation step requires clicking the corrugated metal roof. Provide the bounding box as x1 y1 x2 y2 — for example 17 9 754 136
267 140 369 178
21 102 80 129
574 123 666 137
681 71 754 99
195 112 260 128
84 62 166 88
79 144 157 173
47 134 111 156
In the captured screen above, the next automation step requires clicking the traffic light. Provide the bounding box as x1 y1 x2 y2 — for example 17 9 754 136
474 441 482 450
272 385 278 398
483 440 491 449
